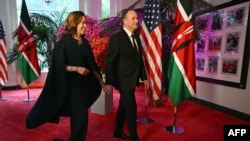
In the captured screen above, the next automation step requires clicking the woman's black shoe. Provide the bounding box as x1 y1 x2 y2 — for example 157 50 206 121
113 132 132 140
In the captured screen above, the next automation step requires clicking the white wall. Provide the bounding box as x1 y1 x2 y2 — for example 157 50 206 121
196 66 250 114
109 0 138 17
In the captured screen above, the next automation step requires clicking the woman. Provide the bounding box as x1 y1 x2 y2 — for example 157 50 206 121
26 11 106 141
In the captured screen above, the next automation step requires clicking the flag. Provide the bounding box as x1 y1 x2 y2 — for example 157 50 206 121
17 0 40 85
0 20 8 85
140 0 162 102
168 0 196 106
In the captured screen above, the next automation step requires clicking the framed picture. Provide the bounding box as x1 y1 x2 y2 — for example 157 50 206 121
211 11 223 31
222 58 239 75
207 56 219 74
226 7 245 27
195 14 209 31
196 57 205 71
196 36 206 53
225 31 240 53
194 0 250 89
208 36 222 52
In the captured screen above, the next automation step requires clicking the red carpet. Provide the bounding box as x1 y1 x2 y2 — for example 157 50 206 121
0 87 249 141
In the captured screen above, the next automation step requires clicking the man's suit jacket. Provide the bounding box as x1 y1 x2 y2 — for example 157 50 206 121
105 29 147 91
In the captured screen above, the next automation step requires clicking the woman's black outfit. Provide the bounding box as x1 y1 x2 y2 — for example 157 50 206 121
26 36 102 141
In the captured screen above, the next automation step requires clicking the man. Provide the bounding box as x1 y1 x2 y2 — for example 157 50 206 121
105 9 149 141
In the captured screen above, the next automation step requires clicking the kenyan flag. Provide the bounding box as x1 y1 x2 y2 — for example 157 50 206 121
168 0 196 106
17 0 40 85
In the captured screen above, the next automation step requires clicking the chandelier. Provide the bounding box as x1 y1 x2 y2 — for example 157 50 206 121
45 0 52 5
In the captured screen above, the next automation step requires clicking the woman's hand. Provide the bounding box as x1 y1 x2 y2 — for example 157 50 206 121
76 67 89 75
66 66 90 75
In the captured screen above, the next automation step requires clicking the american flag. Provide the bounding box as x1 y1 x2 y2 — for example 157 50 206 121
0 20 8 85
140 0 162 101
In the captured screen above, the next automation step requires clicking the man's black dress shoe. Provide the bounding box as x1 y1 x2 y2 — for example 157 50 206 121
114 132 132 140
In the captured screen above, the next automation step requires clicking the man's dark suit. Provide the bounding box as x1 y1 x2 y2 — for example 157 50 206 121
105 29 147 140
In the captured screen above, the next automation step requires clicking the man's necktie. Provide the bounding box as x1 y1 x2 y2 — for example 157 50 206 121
131 34 138 51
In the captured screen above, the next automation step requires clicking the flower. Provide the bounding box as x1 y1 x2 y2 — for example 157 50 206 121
84 15 103 37
56 24 65 41
56 16 109 72
88 34 109 72
85 16 109 72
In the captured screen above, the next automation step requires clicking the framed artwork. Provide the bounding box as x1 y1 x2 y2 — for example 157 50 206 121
194 0 250 89
222 58 239 75
196 36 206 53
208 36 222 52
196 57 205 71
226 7 245 27
195 14 209 31
225 32 240 53
211 11 223 31
207 56 219 74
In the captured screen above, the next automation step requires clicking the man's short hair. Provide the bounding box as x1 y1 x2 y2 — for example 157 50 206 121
121 8 135 19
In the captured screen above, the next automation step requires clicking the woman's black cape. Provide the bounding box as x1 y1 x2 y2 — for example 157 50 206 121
26 37 102 129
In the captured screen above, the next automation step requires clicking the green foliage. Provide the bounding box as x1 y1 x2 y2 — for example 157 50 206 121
7 43 18 64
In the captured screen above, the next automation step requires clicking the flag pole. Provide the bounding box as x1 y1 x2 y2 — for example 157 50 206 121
163 106 184 134
137 88 154 124
19 53 34 102
0 85 7 101
22 80 34 102
18 0 40 102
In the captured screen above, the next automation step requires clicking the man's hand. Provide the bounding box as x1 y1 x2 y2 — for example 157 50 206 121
143 80 149 90
105 85 113 95
100 81 109 93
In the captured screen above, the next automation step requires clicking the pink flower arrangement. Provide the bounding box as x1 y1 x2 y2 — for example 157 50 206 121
84 16 109 72
56 24 65 41
56 16 109 72
87 34 109 72
84 15 103 38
